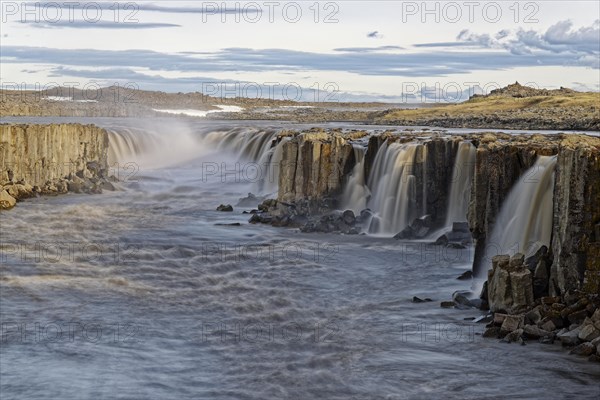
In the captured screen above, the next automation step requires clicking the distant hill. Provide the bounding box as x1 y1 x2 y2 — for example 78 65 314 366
377 83 599 131
470 82 577 100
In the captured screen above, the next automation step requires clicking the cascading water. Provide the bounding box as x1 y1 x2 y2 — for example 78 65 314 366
107 123 285 195
480 155 557 274
366 142 423 235
445 141 476 226
341 145 369 213
254 136 290 195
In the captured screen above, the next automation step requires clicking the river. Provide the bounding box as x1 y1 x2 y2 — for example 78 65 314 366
1 117 599 399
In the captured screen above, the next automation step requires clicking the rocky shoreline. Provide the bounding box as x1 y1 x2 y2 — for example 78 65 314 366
481 252 600 361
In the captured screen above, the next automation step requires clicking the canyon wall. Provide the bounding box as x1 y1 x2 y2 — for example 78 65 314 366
277 130 461 227
0 124 111 209
468 134 559 276
274 129 600 295
551 136 600 295
278 129 356 203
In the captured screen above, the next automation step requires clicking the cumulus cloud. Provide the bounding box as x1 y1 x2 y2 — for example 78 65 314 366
544 20 600 47
415 20 599 68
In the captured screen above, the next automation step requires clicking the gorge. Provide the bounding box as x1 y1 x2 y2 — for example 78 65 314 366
1 119 600 399
3 121 599 297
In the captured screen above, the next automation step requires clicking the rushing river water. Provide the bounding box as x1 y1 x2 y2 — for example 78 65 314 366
1 118 599 399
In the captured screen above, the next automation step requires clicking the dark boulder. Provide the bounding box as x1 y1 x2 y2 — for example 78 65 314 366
217 204 234 212
342 209 356 225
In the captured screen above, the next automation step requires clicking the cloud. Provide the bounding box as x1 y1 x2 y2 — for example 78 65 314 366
27 2 260 14
21 21 180 29
413 42 474 48
333 46 403 53
2 35 597 83
414 20 599 67
544 20 600 47
367 31 382 39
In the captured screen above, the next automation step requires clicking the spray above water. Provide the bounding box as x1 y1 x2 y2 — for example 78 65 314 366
107 122 213 169
107 121 286 195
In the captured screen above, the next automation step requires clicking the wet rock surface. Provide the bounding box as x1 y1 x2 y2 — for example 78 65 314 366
482 279 600 361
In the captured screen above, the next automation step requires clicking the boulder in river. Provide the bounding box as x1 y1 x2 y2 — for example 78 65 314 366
487 254 534 314
0 190 17 210
217 204 234 212
237 193 265 207
394 215 432 240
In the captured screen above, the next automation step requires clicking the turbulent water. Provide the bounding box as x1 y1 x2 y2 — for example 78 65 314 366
1 118 599 399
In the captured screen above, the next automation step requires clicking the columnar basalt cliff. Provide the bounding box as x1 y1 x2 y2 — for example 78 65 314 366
468 134 560 276
367 133 461 226
275 129 463 229
551 135 600 296
0 123 112 209
270 129 600 298
278 129 357 204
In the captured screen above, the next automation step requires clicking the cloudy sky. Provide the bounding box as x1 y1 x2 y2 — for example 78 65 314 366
1 1 599 102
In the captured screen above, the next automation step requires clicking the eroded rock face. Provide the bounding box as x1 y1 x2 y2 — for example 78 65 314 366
278 129 355 203
551 136 600 296
468 134 558 276
0 124 109 188
488 254 535 314
0 124 111 207
273 129 600 297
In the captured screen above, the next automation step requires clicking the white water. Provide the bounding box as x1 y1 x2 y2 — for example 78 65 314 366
107 123 287 196
255 135 290 195
366 142 423 235
445 141 477 226
481 155 557 271
341 145 369 213
107 124 210 169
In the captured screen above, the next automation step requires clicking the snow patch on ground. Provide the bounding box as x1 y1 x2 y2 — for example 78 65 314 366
153 105 244 117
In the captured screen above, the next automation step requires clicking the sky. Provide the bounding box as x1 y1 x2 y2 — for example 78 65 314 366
1 0 599 102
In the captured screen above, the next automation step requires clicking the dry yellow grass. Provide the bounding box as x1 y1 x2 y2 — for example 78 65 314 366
383 92 600 120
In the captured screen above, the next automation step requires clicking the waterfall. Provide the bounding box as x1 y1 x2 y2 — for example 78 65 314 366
481 155 557 272
341 145 369 213
109 125 280 167
366 142 423 235
421 145 428 216
445 141 476 226
255 136 290 195
106 123 284 195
